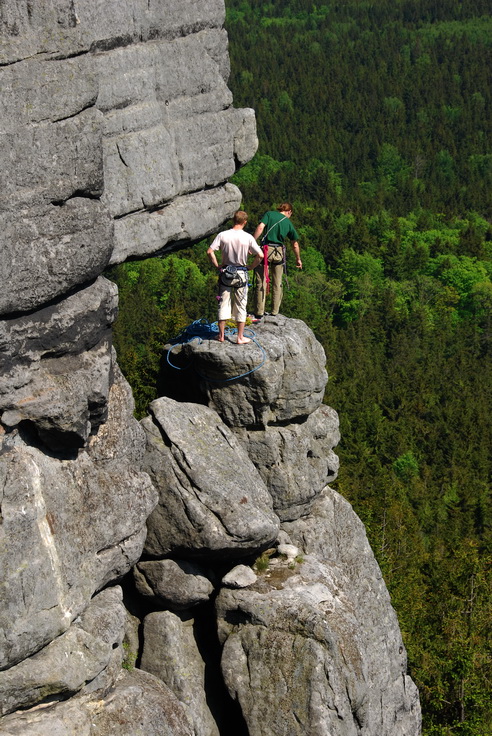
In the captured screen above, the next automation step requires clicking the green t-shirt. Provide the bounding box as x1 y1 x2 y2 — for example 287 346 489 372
260 211 299 245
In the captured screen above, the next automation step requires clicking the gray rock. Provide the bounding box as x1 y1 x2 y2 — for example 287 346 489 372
216 552 421 736
282 487 423 735
197 28 231 81
283 488 420 689
222 564 257 589
86 357 151 470
110 183 243 264
134 559 214 609
0 0 226 65
0 277 117 371
0 587 125 716
0 199 113 317
0 367 157 670
0 277 118 448
2 109 104 210
0 56 98 132
1 336 113 451
1 2 258 315
88 669 195 736
160 315 328 428
276 544 299 563
141 610 219 736
236 404 340 520
98 34 234 210
142 397 279 559
0 669 194 736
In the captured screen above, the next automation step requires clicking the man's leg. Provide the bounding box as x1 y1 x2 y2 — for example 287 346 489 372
235 283 250 344
253 263 267 317
236 321 250 344
217 286 232 340
217 320 226 341
270 261 284 315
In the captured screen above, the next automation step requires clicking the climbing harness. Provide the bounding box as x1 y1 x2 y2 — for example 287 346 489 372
166 319 267 383
219 264 248 288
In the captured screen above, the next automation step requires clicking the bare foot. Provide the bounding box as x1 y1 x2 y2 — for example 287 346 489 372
236 336 251 344
215 335 225 342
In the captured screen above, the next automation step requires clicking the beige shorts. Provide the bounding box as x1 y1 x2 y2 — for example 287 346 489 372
218 283 248 323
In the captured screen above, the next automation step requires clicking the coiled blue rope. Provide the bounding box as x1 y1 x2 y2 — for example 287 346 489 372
166 319 267 382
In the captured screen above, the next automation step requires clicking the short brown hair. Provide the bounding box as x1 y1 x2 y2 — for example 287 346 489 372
277 203 293 213
233 210 248 225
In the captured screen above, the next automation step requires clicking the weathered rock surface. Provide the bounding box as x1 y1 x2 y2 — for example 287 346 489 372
142 397 280 559
141 610 219 736
0 366 157 670
0 277 118 448
216 549 421 736
111 182 245 264
0 669 193 736
134 559 214 609
0 586 126 716
160 314 328 428
282 487 423 727
0 0 228 65
236 404 340 521
0 200 113 317
222 564 258 589
1 1 257 316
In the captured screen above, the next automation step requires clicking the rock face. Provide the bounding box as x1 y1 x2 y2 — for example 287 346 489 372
0 2 421 736
0 364 157 672
217 507 420 736
142 397 280 559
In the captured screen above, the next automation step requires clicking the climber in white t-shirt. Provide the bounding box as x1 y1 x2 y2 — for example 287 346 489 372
207 211 263 344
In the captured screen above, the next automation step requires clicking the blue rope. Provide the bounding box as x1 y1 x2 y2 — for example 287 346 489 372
166 319 267 382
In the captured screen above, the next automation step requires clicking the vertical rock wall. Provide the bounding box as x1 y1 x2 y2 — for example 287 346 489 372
0 1 257 733
0 2 421 735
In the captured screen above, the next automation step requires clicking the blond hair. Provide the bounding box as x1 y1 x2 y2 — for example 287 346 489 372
233 210 248 225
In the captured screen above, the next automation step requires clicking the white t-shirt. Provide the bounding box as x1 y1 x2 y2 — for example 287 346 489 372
209 228 262 266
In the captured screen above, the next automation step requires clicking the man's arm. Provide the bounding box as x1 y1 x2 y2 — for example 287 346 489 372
249 253 263 270
253 222 266 241
291 240 302 269
207 246 220 269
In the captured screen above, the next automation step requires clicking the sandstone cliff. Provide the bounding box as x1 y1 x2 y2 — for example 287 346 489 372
0 2 421 735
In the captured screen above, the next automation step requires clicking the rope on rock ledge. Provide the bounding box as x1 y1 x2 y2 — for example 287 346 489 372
166 318 267 382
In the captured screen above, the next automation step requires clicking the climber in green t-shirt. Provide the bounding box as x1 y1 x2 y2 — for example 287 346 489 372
251 203 302 319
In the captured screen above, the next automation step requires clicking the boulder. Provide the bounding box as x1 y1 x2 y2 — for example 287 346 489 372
222 564 257 589
141 610 219 736
142 397 279 559
134 559 214 609
159 315 328 428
